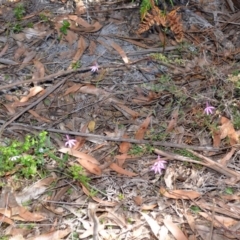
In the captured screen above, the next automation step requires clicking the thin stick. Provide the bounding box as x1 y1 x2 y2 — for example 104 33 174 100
154 148 240 179
0 121 219 151
0 77 67 136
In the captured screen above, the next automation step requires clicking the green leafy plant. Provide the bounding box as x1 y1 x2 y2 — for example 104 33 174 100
26 22 34 28
174 149 201 160
71 232 79 240
0 237 9 240
14 3 26 20
72 61 81 70
225 187 234 195
39 13 49 22
68 165 90 187
0 131 50 178
151 53 184 65
89 188 98 197
47 151 68 169
11 23 23 33
118 193 125 200
140 0 152 20
60 20 70 35
190 205 201 214
128 144 144 156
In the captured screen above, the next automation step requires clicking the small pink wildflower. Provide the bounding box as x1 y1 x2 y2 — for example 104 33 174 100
90 62 99 72
65 135 77 148
150 155 167 175
204 102 215 115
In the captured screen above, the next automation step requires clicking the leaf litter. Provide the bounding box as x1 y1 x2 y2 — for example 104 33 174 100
1 0 240 239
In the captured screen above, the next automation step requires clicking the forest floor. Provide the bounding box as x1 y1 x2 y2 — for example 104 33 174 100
1 0 240 239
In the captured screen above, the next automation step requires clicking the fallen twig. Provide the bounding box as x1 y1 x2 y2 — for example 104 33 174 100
0 77 68 136
0 121 219 151
154 148 240 180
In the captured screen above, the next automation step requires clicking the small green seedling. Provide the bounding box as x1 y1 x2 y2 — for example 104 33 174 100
118 193 125 200
89 188 98 197
11 23 23 33
72 61 81 70
14 3 26 20
190 205 201 214
26 22 34 28
39 13 49 22
69 165 90 187
71 232 79 240
60 20 70 35
225 187 234 195
128 144 144 156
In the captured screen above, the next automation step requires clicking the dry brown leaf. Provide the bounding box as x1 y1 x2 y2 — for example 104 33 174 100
212 129 221 148
140 212 161 238
111 41 129 64
163 219 188 240
12 33 26 42
219 147 236 166
79 84 105 96
69 15 92 28
0 43 8 57
9 235 25 240
59 148 101 175
119 134 131 153
219 116 239 145
141 204 157 210
5 95 19 102
0 214 14 225
115 103 139 119
160 187 201 199
28 110 51 123
115 153 128 168
88 120 96 132
63 84 82 96
85 21 102 33
220 194 240 201
133 196 143 206
65 29 78 45
199 212 238 228
68 36 87 70
7 227 31 238
110 163 137 177
72 36 87 62
184 212 196 233
3 103 16 115
59 148 100 165
74 123 88 149
166 108 178 132
135 116 151 140
88 40 97 55
20 86 44 103
16 206 46 222
196 224 233 240
27 228 71 240
77 158 102 175
32 59 45 80
16 177 56 204
21 51 36 64
0 208 11 218
75 1 86 15
120 38 151 49
81 184 118 206
14 46 26 61
23 27 49 40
